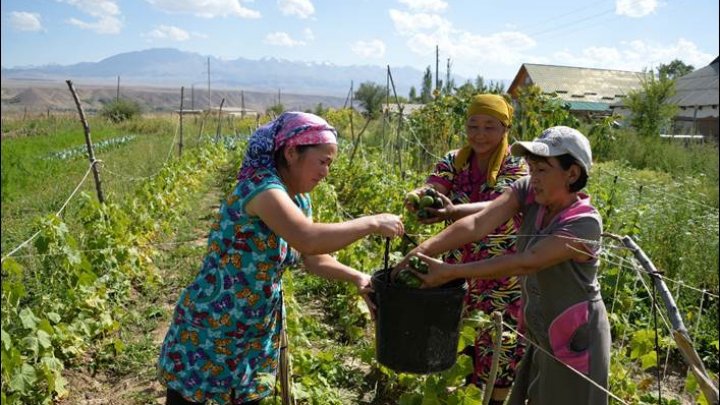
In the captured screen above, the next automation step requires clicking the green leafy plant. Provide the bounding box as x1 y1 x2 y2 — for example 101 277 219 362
100 99 142 123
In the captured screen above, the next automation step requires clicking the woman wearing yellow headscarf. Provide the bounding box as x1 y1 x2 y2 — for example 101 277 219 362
404 94 527 404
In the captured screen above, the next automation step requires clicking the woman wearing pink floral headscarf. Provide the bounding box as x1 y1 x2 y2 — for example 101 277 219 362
158 112 404 405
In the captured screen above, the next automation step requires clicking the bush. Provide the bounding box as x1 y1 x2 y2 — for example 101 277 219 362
100 99 142 123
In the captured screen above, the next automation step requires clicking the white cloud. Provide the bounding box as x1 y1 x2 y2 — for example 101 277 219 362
615 0 657 18
389 9 535 75
9 11 43 32
147 25 191 41
303 28 315 41
67 15 122 34
264 32 306 46
145 0 260 19
398 0 448 12
277 0 315 18
351 39 386 59
389 9 451 36
59 0 122 34
551 38 713 72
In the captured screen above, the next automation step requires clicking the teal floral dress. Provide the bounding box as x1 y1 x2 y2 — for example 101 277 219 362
158 168 310 403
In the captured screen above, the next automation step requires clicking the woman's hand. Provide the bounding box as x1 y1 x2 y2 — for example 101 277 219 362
419 193 456 224
354 273 376 320
403 188 425 213
371 214 404 238
410 252 455 288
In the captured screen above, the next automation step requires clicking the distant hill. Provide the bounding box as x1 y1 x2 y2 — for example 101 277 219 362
1 48 432 97
0 80 349 116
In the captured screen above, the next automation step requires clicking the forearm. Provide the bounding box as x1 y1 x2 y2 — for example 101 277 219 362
299 217 375 255
303 254 364 284
450 201 490 221
449 253 536 280
415 214 479 257
418 190 517 258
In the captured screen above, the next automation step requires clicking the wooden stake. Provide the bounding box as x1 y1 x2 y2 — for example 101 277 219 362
621 235 718 404
349 116 372 165
179 86 184 157
483 312 503 405
66 80 105 205
216 98 225 140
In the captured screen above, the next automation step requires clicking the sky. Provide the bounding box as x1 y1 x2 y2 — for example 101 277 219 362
1 0 718 82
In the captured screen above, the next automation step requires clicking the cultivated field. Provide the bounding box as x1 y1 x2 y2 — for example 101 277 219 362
1 91 718 404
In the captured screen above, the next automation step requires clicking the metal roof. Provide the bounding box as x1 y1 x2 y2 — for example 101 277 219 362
563 101 610 112
511 64 644 105
667 57 719 109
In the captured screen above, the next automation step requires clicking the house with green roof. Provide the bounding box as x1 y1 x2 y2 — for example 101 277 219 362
507 63 644 119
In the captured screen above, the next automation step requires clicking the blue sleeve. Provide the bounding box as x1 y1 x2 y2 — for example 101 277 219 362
235 169 287 212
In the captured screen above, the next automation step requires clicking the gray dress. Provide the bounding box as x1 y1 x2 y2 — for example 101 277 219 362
507 176 611 405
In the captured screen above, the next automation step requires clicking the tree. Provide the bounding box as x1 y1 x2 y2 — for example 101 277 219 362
488 80 506 94
658 59 694 80
473 76 505 94
456 80 476 98
266 103 285 117
625 70 677 137
420 66 433 103
100 99 141 122
313 102 328 116
408 86 418 102
354 81 387 118
475 76 487 93
515 85 579 141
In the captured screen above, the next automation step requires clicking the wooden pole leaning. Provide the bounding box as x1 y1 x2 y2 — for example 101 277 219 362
620 235 718 405
216 98 226 141
386 67 403 176
66 80 105 205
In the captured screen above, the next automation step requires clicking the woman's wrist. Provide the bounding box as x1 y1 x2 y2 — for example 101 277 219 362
444 264 461 282
352 271 370 289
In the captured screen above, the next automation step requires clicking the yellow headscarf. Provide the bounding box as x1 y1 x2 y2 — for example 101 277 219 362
454 94 514 186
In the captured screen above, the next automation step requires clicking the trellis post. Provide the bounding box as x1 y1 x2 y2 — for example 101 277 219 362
66 80 105 205
179 86 184 157
621 235 718 405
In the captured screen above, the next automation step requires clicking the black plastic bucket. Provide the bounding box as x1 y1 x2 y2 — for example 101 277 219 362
372 268 467 374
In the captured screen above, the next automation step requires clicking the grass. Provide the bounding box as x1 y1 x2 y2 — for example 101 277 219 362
0 114 225 253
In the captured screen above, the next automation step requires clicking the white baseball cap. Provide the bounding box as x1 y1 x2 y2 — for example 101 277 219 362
510 126 593 173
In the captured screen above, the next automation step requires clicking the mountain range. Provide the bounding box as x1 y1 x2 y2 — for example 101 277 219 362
2 48 435 97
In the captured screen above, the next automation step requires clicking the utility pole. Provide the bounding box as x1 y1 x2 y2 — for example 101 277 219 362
446 57 451 95
278 88 281 106
241 90 245 118
207 57 211 108
191 85 195 110
435 45 439 93
116 76 120 102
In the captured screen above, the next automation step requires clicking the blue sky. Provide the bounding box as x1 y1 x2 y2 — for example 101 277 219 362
2 0 718 81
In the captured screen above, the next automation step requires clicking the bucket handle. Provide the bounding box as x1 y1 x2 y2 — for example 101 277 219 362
383 237 390 272
384 234 418 284
402 233 419 247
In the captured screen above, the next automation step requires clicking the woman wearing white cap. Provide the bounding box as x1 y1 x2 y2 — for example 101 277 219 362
398 126 610 405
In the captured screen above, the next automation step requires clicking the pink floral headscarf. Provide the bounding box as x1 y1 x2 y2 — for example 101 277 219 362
237 112 337 182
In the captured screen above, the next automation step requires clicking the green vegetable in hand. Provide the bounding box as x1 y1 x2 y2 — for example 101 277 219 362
405 192 420 209
419 195 434 209
395 268 422 288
